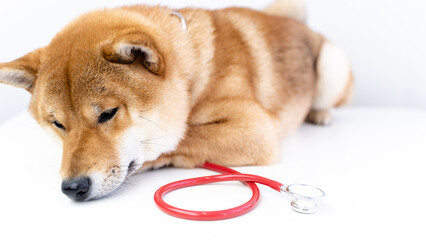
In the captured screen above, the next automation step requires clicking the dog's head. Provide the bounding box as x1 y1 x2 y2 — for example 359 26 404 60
0 7 194 200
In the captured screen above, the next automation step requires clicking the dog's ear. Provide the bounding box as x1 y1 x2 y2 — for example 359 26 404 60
0 49 42 93
102 33 165 76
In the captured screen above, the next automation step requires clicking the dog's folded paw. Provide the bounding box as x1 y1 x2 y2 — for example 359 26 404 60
306 109 332 125
140 153 205 171
169 154 206 168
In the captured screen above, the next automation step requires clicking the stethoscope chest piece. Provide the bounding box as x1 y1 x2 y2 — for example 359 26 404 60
282 184 326 214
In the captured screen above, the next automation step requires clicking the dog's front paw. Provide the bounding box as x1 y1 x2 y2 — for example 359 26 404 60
139 153 205 171
167 154 206 168
140 156 173 171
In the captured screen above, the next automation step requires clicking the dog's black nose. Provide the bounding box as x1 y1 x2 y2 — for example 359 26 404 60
61 177 91 201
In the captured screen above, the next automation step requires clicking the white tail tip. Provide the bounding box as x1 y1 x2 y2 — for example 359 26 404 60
264 0 307 23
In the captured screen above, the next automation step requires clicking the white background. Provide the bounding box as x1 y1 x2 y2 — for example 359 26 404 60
0 0 426 123
0 1 425 240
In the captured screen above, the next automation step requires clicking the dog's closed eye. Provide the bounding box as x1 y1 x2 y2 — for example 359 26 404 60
52 120 66 131
98 107 119 123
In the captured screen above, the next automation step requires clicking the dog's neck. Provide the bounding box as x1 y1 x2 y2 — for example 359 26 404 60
169 9 216 108
171 11 187 31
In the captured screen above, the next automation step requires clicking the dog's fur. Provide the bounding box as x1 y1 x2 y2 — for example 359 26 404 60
0 0 353 200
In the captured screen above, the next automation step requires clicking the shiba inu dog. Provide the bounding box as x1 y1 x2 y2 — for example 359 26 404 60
0 0 353 201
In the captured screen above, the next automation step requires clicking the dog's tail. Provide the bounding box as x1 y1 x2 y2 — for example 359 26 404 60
264 0 307 23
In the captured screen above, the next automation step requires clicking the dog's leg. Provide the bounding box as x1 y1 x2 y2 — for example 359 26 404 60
141 99 279 169
307 41 354 125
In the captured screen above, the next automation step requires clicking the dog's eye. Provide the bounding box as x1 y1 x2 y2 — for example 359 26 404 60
98 108 119 123
52 120 66 131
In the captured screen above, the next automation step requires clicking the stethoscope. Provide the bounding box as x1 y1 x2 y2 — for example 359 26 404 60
154 162 326 220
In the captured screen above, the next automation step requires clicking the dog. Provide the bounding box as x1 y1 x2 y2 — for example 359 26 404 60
0 0 353 201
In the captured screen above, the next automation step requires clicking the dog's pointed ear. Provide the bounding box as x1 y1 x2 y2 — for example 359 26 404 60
102 34 165 76
0 49 42 93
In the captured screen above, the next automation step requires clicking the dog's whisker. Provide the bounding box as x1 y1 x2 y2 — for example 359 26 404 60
117 162 144 167
138 115 179 139
122 182 138 187
117 166 143 172
106 180 136 185
138 115 167 132
141 142 175 148
140 135 170 143
117 163 143 168
139 103 164 114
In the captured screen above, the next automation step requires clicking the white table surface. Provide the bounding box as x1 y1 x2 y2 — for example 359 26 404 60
0 107 425 240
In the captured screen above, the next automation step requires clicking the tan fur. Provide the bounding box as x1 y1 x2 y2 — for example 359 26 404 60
0 1 353 199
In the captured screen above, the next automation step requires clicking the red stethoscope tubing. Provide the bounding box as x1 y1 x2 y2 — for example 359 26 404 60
154 162 284 221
